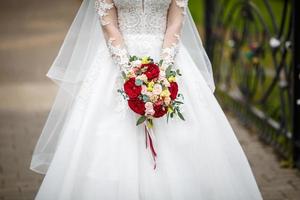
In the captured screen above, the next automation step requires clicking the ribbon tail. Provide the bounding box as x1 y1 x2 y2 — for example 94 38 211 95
145 124 157 169
144 125 148 148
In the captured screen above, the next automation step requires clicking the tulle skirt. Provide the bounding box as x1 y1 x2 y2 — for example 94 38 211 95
34 35 263 200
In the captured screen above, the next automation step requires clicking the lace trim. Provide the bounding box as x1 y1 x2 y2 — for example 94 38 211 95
115 0 171 35
107 38 130 72
160 33 181 67
95 0 114 25
160 43 179 67
175 0 188 15
160 0 188 66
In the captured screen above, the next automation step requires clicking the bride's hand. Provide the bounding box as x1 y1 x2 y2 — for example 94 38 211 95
160 45 178 70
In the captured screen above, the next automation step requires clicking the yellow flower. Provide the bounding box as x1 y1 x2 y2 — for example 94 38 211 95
147 86 153 92
148 81 154 86
150 95 159 102
160 89 171 97
168 107 173 113
141 56 150 64
168 76 176 82
147 83 154 91
127 72 135 78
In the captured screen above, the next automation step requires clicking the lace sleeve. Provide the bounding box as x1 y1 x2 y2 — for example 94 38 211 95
160 0 188 67
95 0 130 72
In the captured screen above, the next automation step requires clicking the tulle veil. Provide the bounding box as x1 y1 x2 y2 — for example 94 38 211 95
30 0 215 174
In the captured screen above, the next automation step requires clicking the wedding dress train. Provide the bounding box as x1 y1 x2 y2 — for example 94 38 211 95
31 0 263 199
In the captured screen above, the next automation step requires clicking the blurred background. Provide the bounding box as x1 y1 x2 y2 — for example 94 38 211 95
0 0 299 199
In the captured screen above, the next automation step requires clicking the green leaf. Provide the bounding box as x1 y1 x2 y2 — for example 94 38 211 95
177 93 184 100
177 111 185 121
136 116 147 126
122 71 127 79
170 71 176 77
117 89 127 100
176 69 182 76
166 65 172 77
129 55 138 62
142 95 149 102
159 59 163 66
135 79 143 86
167 113 170 123
174 101 184 104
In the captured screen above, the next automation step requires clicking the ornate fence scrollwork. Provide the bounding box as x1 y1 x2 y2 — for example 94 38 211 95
205 0 299 168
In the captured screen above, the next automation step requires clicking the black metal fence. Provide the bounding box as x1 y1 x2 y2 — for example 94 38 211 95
204 0 300 168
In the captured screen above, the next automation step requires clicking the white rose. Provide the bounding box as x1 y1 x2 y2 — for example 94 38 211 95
132 60 142 67
153 84 162 95
141 85 147 94
136 74 148 82
159 70 166 77
145 102 153 110
145 109 155 116
164 96 171 106
162 78 170 87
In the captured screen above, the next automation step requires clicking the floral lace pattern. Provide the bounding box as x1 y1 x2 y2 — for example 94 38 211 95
95 0 114 25
161 43 180 67
107 38 130 72
124 34 164 59
113 0 171 35
94 0 189 71
160 33 181 66
175 0 188 15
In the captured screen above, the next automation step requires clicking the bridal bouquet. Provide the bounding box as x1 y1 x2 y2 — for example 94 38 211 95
118 56 184 168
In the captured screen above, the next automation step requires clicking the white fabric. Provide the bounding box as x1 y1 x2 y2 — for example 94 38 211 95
45 0 214 94
31 0 262 199
183 9 215 92
31 0 215 173
34 43 262 199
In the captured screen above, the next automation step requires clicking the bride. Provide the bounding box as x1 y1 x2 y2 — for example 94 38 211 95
30 0 263 199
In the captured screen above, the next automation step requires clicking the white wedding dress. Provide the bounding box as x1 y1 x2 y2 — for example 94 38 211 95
31 0 263 199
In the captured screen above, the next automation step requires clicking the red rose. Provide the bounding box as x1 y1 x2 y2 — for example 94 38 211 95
124 78 142 98
169 82 178 100
128 98 145 115
142 63 160 80
153 104 167 118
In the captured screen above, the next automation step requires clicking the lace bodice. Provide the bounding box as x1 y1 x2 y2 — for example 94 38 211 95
113 0 171 36
95 0 188 72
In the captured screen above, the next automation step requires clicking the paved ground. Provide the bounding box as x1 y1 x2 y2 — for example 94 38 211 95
0 0 300 199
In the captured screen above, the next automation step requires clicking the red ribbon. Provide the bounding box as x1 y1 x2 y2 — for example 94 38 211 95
145 125 157 169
